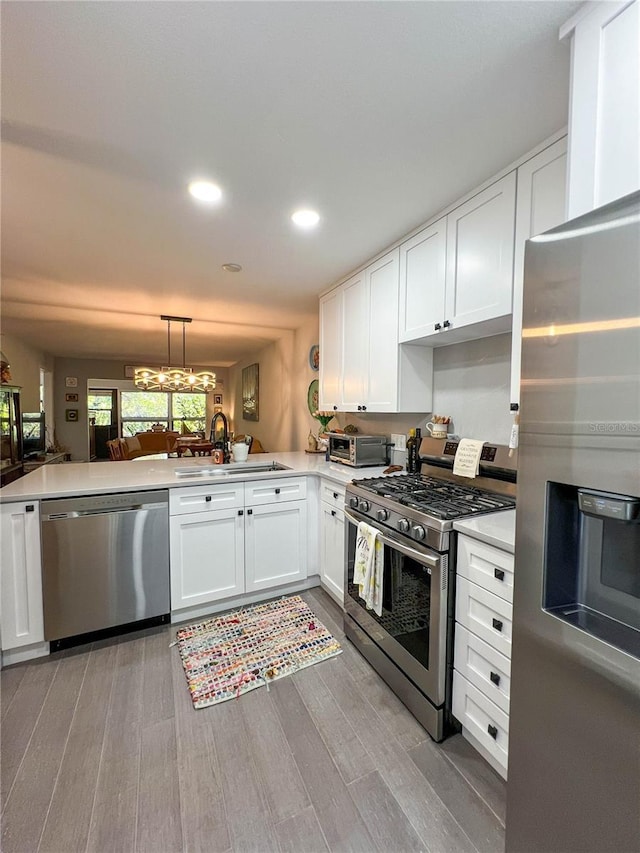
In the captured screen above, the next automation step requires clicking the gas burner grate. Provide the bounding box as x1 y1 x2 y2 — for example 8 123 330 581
353 473 515 520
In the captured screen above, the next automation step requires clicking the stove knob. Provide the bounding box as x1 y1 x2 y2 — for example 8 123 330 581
358 500 370 513
377 509 389 522
398 518 410 533
413 525 426 541
349 497 359 509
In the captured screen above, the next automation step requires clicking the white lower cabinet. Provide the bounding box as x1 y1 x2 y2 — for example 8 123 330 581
453 532 514 780
0 501 45 651
170 508 245 609
319 481 345 604
245 501 308 592
169 478 309 614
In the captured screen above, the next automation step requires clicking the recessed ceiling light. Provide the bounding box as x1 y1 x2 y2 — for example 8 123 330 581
291 209 320 229
188 180 223 204
222 263 242 273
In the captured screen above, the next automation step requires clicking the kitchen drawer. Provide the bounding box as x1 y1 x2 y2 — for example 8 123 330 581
170 484 245 515
320 481 346 508
457 534 514 603
456 576 513 659
452 671 509 774
244 477 307 506
454 623 511 714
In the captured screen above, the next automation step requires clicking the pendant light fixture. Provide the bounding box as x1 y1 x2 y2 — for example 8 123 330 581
134 316 216 393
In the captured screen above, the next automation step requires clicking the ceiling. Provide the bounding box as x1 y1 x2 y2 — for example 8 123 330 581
1 0 582 367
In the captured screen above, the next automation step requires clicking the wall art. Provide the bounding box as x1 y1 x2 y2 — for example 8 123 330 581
242 363 259 421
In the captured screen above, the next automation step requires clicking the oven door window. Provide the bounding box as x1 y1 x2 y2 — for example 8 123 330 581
348 539 431 667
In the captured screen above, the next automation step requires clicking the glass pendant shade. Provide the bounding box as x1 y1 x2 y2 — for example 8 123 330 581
133 317 216 393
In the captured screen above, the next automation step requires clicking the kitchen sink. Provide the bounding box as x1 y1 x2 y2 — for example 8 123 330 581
174 461 291 478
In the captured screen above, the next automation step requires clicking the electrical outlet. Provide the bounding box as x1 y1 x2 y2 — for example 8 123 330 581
391 433 407 451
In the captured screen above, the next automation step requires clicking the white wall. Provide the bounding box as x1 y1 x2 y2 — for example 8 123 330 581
228 333 296 452
0 333 54 412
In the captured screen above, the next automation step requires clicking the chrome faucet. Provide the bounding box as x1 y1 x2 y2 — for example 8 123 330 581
209 411 230 462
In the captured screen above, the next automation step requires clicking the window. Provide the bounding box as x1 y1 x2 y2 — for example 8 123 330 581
171 393 207 434
120 392 206 436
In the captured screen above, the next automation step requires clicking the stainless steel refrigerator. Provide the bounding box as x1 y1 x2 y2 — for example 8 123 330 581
506 191 640 852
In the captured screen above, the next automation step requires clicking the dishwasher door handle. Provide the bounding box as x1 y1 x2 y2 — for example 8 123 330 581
42 503 166 521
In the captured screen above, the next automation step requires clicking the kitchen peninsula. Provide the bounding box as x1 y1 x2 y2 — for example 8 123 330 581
0 454 394 666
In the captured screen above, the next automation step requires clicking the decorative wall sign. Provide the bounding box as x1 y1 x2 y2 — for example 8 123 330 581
65 393 79 403
242 363 259 421
65 408 79 422
65 376 78 388
124 365 135 379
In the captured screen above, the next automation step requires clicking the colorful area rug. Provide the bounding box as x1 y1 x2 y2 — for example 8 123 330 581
176 595 342 708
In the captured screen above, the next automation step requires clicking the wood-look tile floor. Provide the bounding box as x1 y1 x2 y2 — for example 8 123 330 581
0 589 506 853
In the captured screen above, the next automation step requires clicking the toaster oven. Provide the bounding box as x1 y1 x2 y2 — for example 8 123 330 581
327 433 388 467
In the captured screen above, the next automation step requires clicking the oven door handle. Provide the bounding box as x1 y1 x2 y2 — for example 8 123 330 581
344 509 441 569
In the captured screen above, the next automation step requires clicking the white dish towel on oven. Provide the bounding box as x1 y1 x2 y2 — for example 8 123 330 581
353 521 384 616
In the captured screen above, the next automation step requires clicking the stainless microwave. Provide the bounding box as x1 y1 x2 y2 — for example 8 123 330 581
328 433 388 467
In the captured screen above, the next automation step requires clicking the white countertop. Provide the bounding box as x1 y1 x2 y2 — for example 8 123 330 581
0 452 398 502
453 509 516 554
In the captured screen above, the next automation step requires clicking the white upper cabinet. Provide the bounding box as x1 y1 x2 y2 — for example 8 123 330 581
398 172 517 346
510 138 568 406
365 249 402 412
399 217 447 342
340 271 367 410
444 172 516 334
562 0 640 218
320 248 433 414
318 286 343 412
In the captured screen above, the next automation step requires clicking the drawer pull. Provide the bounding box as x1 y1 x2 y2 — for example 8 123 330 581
492 618 503 633
205 495 212 502
275 488 281 495
331 510 336 517
490 671 501 687
238 510 244 516
247 509 253 515
26 505 35 512
333 492 338 499
488 724 498 740
494 568 505 581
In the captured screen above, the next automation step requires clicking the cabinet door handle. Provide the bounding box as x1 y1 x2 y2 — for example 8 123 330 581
362 405 367 411
443 320 451 328
492 618 503 632
357 405 362 411
494 568 505 581
333 492 338 499
238 510 244 516
331 510 336 517
275 487 281 495
490 671 501 687
26 505 35 512
333 405 338 411
205 495 212 502
247 508 253 515
487 724 498 740
434 322 442 331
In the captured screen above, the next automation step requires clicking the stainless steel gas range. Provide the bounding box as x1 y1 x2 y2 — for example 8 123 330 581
344 438 516 742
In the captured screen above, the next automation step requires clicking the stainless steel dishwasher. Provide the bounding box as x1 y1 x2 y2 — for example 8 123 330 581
41 490 170 650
